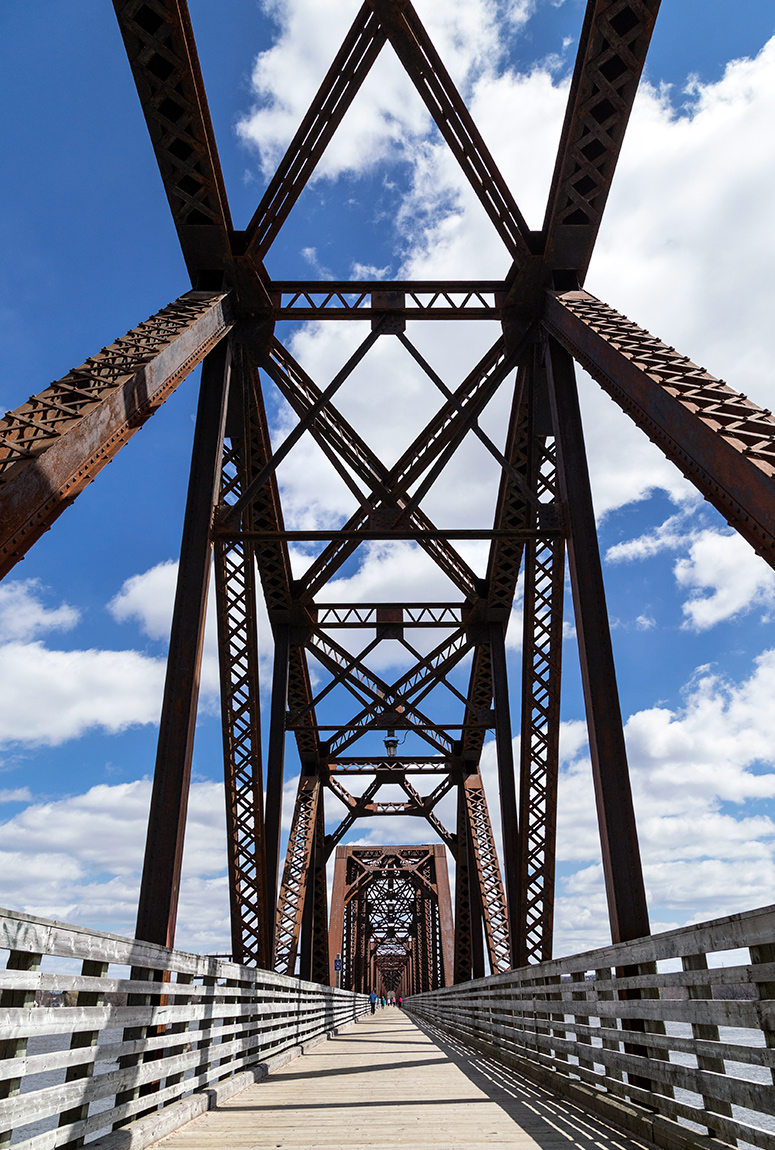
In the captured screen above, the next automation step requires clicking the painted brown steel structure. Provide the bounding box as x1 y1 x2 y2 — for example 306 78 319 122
329 845 454 996
2 0 772 979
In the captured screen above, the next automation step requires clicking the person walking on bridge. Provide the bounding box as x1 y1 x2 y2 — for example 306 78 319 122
369 990 377 1015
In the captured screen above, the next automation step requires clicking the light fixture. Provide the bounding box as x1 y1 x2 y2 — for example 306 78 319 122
384 729 398 758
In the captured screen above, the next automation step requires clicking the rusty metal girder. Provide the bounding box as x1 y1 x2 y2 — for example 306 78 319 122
370 0 532 266
312 603 468 629
462 774 512 974
545 335 649 944
245 4 386 262
112 1 233 279
213 354 269 968
274 776 320 975
516 430 565 966
542 0 661 279
271 281 503 321
135 340 231 950
0 292 231 580
545 290 775 570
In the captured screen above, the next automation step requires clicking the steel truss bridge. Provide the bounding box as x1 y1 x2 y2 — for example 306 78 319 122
2 1 775 1147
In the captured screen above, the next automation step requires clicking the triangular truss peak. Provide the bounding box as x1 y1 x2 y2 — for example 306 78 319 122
5 0 775 979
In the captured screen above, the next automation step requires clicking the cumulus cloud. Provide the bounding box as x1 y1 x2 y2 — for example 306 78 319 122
109 559 229 702
0 642 164 747
608 516 775 629
0 579 79 642
674 531 775 630
0 779 230 952
551 650 775 952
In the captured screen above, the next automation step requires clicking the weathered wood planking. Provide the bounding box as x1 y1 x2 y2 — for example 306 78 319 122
0 907 368 1150
409 900 775 1150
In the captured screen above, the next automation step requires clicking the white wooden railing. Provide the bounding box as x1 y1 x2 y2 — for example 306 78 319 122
0 908 368 1150
408 903 775 1150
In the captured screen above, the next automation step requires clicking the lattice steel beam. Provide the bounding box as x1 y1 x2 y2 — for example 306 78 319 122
542 0 661 278
545 289 775 569
113 1 233 279
462 773 512 974
0 292 231 580
274 775 320 975
516 415 565 965
271 281 503 321
244 4 386 262
213 353 268 968
371 0 532 265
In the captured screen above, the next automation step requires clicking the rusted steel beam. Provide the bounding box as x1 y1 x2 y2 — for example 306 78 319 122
490 623 520 959
274 775 320 975
0 292 231 581
517 507 565 963
135 339 231 949
113 1 233 280
271 281 504 320
542 0 661 279
213 354 268 968
433 844 455 987
545 335 649 944
545 289 775 569
370 0 532 265
217 528 563 542
244 5 386 262
312 603 468 628
462 773 513 973
264 623 290 954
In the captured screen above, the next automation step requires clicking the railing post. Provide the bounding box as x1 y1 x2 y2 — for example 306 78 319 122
58 959 109 1150
0 950 41 1150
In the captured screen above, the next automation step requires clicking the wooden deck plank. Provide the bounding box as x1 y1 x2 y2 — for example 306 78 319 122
151 1010 655 1150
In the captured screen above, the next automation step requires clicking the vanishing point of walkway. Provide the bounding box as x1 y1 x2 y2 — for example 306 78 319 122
152 1010 654 1150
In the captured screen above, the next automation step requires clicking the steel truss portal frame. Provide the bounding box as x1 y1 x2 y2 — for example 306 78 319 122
2 0 773 980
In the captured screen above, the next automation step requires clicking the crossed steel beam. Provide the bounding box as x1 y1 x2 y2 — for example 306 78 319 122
2 0 772 978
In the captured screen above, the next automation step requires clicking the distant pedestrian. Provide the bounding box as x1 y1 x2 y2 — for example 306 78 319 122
381 995 386 1008
397 995 403 1008
369 990 378 1015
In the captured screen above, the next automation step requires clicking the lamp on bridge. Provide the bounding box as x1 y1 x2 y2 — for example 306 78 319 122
384 730 399 758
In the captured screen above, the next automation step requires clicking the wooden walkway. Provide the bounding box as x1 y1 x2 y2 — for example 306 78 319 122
152 1010 655 1150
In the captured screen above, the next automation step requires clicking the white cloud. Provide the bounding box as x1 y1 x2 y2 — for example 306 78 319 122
0 579 79 642
608 516 775 630
551 649 775 952
238 0 508 184
0 641 164 747
0 780 230 952
674 530 775 630
109 560 228 702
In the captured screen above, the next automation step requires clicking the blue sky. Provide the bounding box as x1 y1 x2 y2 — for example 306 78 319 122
1 0 775 959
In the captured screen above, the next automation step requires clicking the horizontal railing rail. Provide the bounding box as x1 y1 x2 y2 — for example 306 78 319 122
0 907 368 1150
407 902 775 1150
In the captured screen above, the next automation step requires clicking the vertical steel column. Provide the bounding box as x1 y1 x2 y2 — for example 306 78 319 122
516 524 565 965
328 846 348 985
264 624 290 953
544 336 649 943
214 361 268 967
311 793 331 984
135 340 231 948
453 781 475 982
490 622 520 958
433 844 455 986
